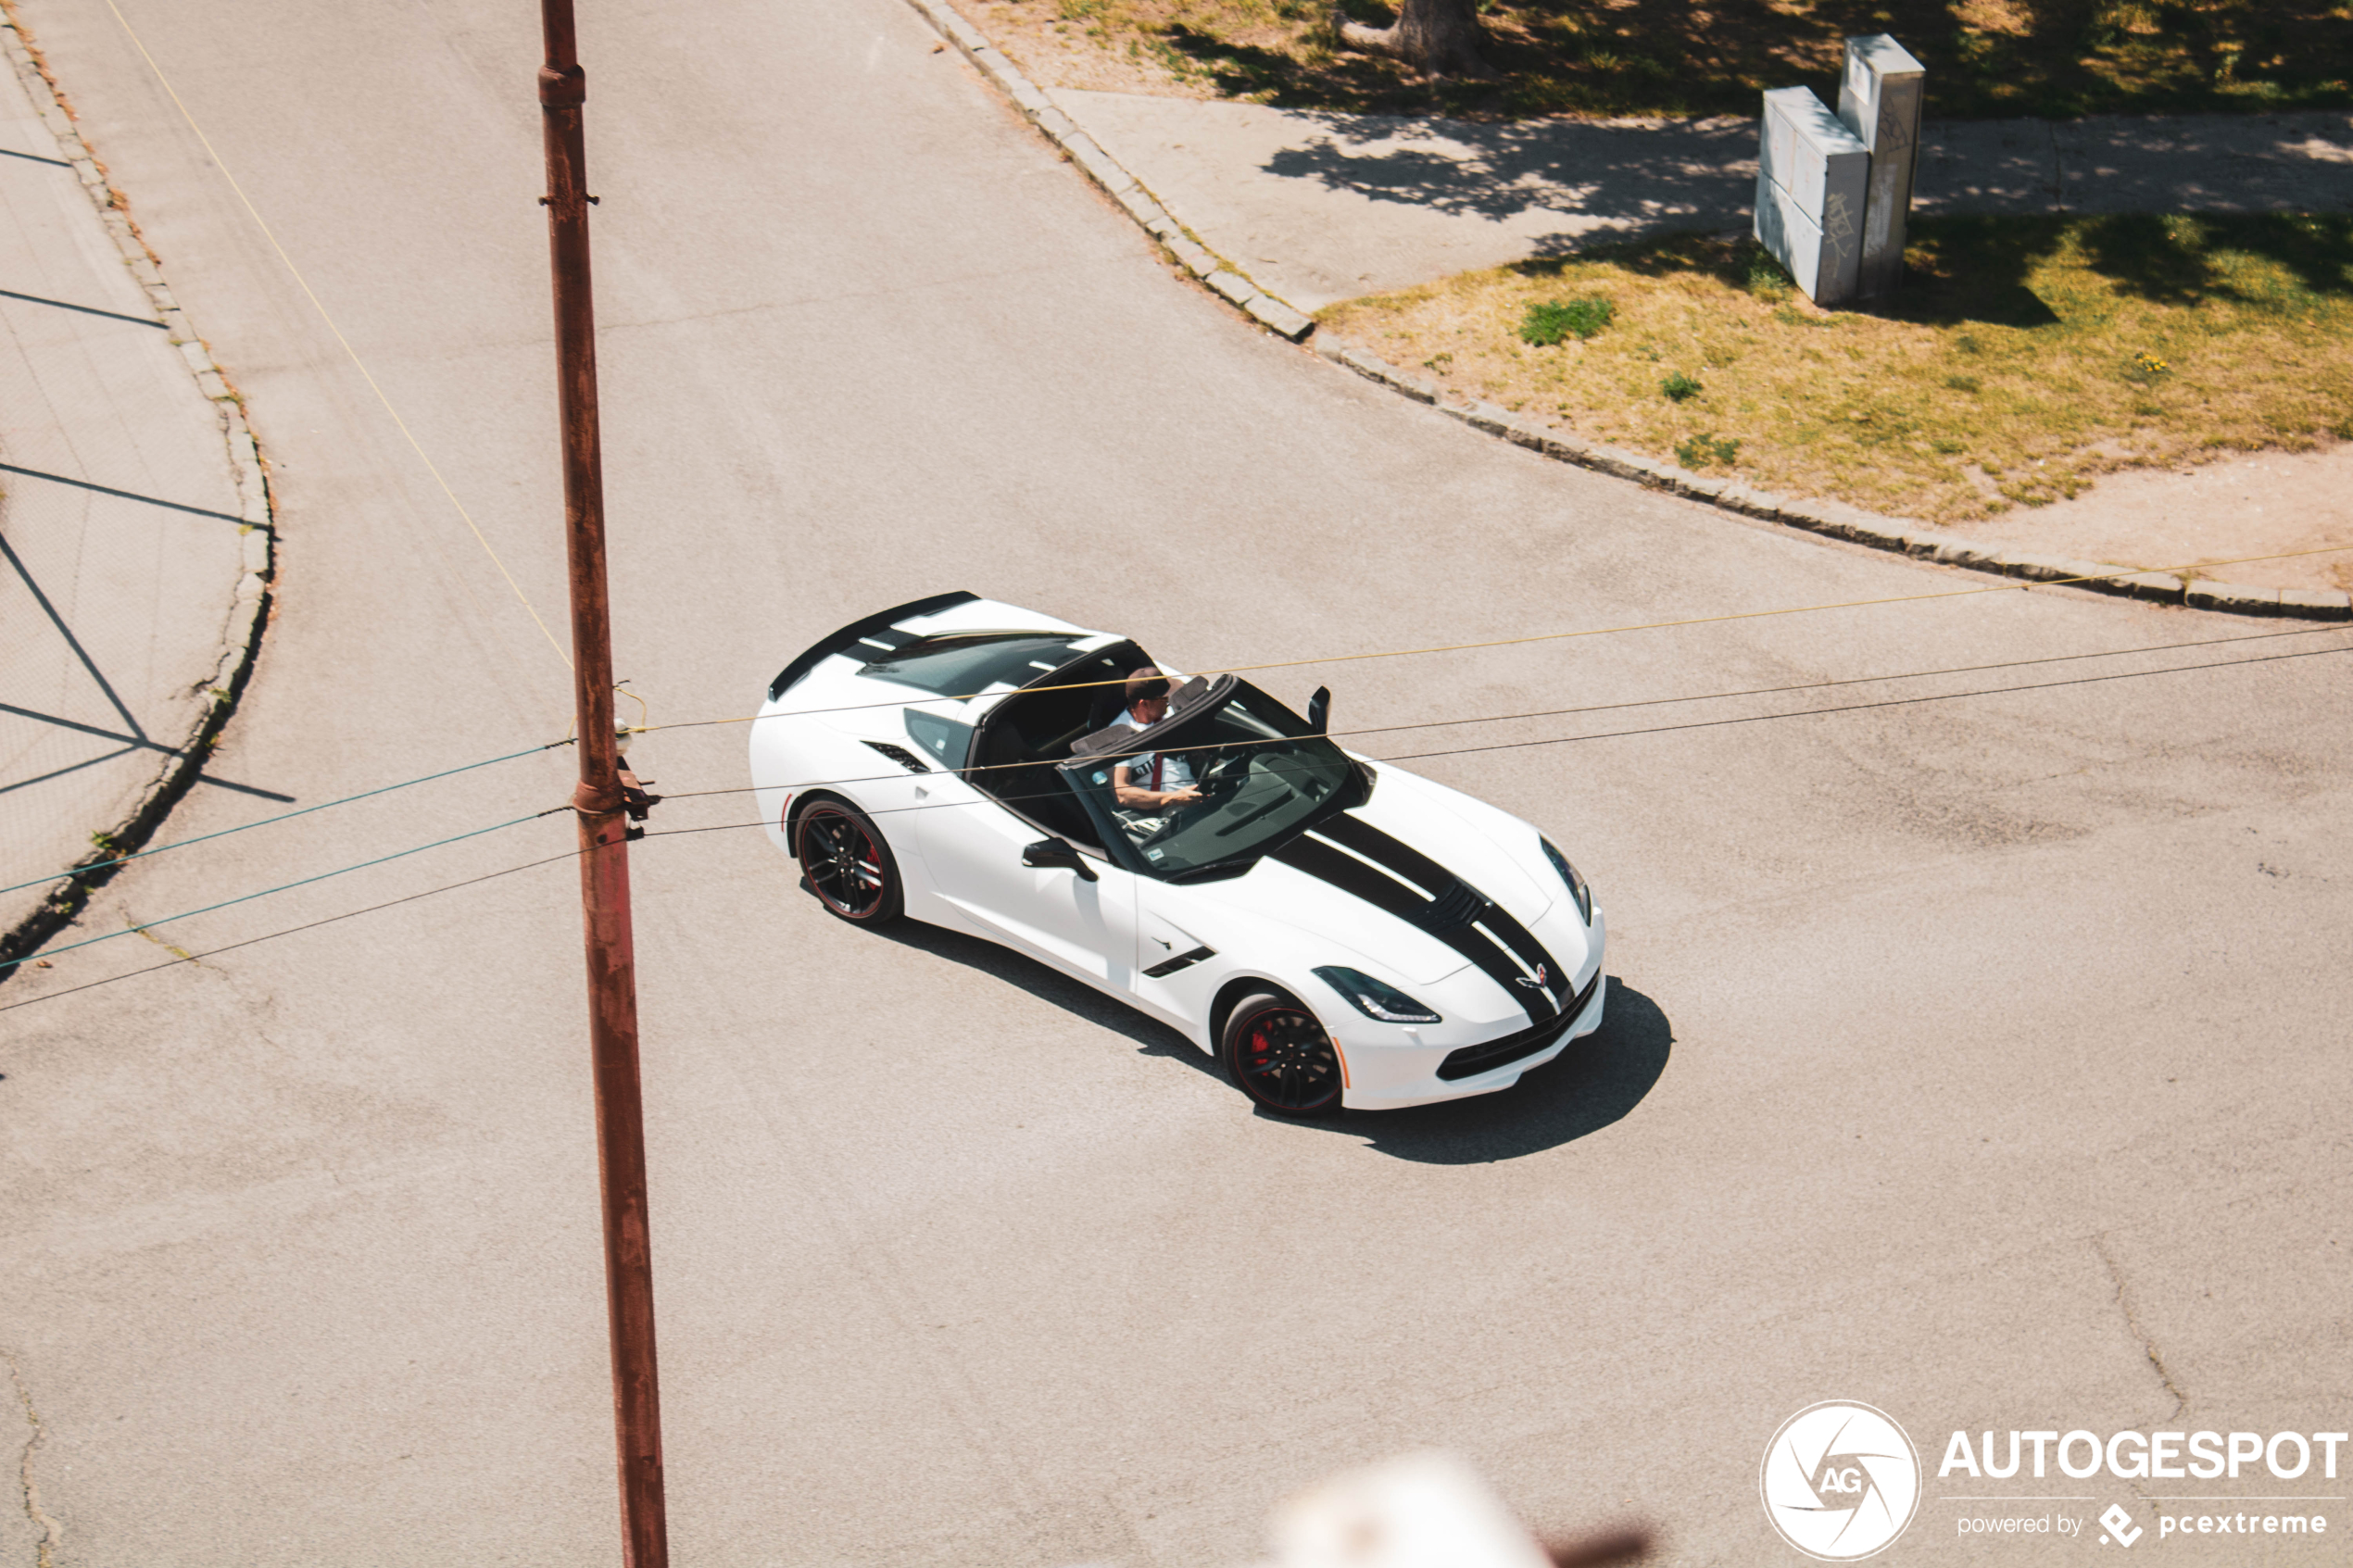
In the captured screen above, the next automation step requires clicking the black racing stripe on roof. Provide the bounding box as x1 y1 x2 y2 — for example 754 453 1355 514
1314 815 1569 1022
1271 834 1546 1027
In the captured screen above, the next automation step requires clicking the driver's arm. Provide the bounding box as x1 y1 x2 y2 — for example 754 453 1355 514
1114 755 1201 809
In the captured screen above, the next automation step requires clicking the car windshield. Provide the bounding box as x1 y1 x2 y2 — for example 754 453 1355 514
1063 683 1356 876
859 632 1077 697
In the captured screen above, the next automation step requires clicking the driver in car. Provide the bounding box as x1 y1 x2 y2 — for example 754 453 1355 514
1107 668 1203 817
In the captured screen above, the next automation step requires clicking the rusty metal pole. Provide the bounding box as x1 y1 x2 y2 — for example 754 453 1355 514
536 4 669 1565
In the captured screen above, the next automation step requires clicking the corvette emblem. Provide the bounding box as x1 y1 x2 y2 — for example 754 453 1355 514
1514 964 1549 990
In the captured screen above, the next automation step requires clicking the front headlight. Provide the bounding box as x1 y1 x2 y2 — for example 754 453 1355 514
1312 965 1441 1024
1541 837 1592 925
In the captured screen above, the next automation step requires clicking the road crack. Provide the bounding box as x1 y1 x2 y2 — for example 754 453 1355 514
4 1350 60 1568
120 908 211 970
2095 1235 2188 1421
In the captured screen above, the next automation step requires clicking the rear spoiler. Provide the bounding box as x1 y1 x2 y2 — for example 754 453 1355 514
766 591 979 702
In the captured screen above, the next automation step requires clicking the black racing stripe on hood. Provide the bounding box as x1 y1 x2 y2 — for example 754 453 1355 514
1271 834 1553 1026
1315 814 1573 1015
1315 812 1450 896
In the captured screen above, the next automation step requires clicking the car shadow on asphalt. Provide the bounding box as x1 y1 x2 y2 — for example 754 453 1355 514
877 921 1670 1158
1307 978 1674 1164
875 921 1221 1071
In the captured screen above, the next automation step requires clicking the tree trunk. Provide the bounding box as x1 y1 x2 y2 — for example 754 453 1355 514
1335 0 1495 79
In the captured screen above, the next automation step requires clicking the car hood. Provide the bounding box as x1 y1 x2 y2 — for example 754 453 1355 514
1151 769 1558 987
1347 767 1553 919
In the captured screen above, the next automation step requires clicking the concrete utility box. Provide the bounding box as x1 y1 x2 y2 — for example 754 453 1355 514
1837 33 1925 297
1755 86 1869 306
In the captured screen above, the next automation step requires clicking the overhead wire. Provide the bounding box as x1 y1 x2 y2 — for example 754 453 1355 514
0 809 564 973
625 542 2353 738
9 629 2344 1013
2 740 572 897
0 847 585 1014
636 624 2353 807
820 633 2353 815
77 0 2353 746
7 625 2344 985
1375 639 2353 761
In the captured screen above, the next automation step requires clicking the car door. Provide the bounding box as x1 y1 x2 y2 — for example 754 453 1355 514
913 777 1139 988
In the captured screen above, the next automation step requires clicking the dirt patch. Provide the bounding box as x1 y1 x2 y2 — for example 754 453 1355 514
1317 218 2353 529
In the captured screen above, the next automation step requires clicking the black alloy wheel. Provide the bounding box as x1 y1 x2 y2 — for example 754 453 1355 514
1222 991 1343 1117
796 798 903 924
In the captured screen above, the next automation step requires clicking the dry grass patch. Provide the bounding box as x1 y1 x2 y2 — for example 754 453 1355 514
968 0 2353 120
1318 215 2353 526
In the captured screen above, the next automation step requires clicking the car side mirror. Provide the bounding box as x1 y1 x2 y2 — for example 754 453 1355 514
1022 836 1099 882
1307 685 1331 734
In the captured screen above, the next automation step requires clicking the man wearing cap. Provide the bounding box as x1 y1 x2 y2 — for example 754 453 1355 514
1107 667 1203 813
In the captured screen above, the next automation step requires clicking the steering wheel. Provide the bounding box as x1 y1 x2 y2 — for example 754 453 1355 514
1199 748 1252 791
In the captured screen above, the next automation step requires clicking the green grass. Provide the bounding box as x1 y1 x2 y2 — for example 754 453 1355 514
975 0 2353 120
1519 295 1616 345
1317 214 2353 524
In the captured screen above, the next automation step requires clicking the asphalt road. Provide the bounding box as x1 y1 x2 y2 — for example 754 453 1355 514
2 2 2347 1564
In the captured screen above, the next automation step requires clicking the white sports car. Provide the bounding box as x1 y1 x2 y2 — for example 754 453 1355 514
749 593 1607 1115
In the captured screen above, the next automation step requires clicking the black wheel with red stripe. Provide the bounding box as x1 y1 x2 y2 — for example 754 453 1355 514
1222 991 1342 1117
795 797 903 925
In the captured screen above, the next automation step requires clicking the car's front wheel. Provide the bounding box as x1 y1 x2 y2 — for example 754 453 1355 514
1222 991 1343 1117
795 797 903 925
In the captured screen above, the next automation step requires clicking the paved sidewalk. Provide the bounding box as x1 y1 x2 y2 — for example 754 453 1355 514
1051 92 2353 309
0 25 270 941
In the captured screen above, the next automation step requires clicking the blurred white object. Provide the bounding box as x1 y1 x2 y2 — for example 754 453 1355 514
1272 1452 1554 1568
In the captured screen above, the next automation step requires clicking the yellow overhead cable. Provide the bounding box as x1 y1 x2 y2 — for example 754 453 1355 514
78 0 2353 717
10 632 2347 1014
638 626 2353 804
629 541 2353 737
97 0 573 675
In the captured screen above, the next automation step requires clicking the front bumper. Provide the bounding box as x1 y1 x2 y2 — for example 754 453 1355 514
1338 947 1609 1111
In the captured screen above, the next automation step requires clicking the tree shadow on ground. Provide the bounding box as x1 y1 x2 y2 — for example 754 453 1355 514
1097 0 2349 121
1505 215 2353 333
1260 116 1755 232
2070 213 2353 306
1286 978 1673 1164
1869 213 2353 323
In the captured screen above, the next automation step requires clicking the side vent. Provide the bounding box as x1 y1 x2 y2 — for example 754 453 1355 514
1143 945 1215 979
863 740 931 774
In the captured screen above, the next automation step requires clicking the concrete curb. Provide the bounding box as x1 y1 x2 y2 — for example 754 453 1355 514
899 0 1316 343
1312 336 2352 621
0 6 279 978
900 0 2347 623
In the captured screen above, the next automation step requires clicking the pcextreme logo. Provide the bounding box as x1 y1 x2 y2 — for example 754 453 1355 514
1760 1401 1923 1561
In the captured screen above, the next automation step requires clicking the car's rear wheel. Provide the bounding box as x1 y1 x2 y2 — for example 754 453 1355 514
795 797 902 925
1222 991 1343 1117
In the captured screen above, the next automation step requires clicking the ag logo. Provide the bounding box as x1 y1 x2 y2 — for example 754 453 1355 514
1760 1401 1921 1561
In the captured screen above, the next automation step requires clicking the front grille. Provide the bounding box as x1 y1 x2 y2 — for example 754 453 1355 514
1434 969 1604 1082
